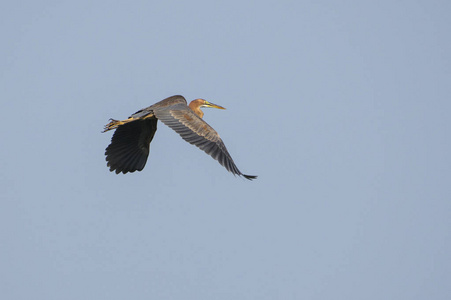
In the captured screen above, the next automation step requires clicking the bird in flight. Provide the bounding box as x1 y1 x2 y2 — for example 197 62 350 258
103 95 257 180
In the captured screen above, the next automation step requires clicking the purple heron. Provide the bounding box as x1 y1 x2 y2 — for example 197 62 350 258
103 95 257 180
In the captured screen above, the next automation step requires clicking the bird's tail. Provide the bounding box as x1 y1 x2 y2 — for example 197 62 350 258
102 118 135 132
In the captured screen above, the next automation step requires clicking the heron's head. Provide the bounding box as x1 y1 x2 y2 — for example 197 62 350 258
189 99 225 118
198 99 226 110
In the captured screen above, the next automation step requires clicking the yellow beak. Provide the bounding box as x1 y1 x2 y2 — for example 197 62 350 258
204 101 226 110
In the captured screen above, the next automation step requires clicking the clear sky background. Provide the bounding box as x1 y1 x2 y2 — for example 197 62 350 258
1 1 450 299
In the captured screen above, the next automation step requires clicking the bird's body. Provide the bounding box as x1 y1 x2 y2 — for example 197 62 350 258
103 95 256 180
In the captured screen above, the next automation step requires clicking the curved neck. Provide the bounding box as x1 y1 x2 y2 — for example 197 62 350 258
189 100 204 118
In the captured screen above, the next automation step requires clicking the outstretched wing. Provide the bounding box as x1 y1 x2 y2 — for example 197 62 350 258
105 118 158 174
154 103 256 180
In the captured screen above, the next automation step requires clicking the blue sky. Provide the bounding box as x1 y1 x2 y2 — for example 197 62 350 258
1 1 450 299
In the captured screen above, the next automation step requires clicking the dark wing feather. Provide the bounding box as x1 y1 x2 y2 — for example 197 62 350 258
154 104 256 180
105 118 158 174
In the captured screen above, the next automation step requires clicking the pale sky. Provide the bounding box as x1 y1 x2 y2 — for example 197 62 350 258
1 1 450 299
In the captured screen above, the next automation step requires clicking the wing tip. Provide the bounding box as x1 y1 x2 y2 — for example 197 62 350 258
242 174 258 180
107 164 142 174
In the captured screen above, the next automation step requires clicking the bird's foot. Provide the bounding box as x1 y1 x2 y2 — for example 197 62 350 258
102 118 134 132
